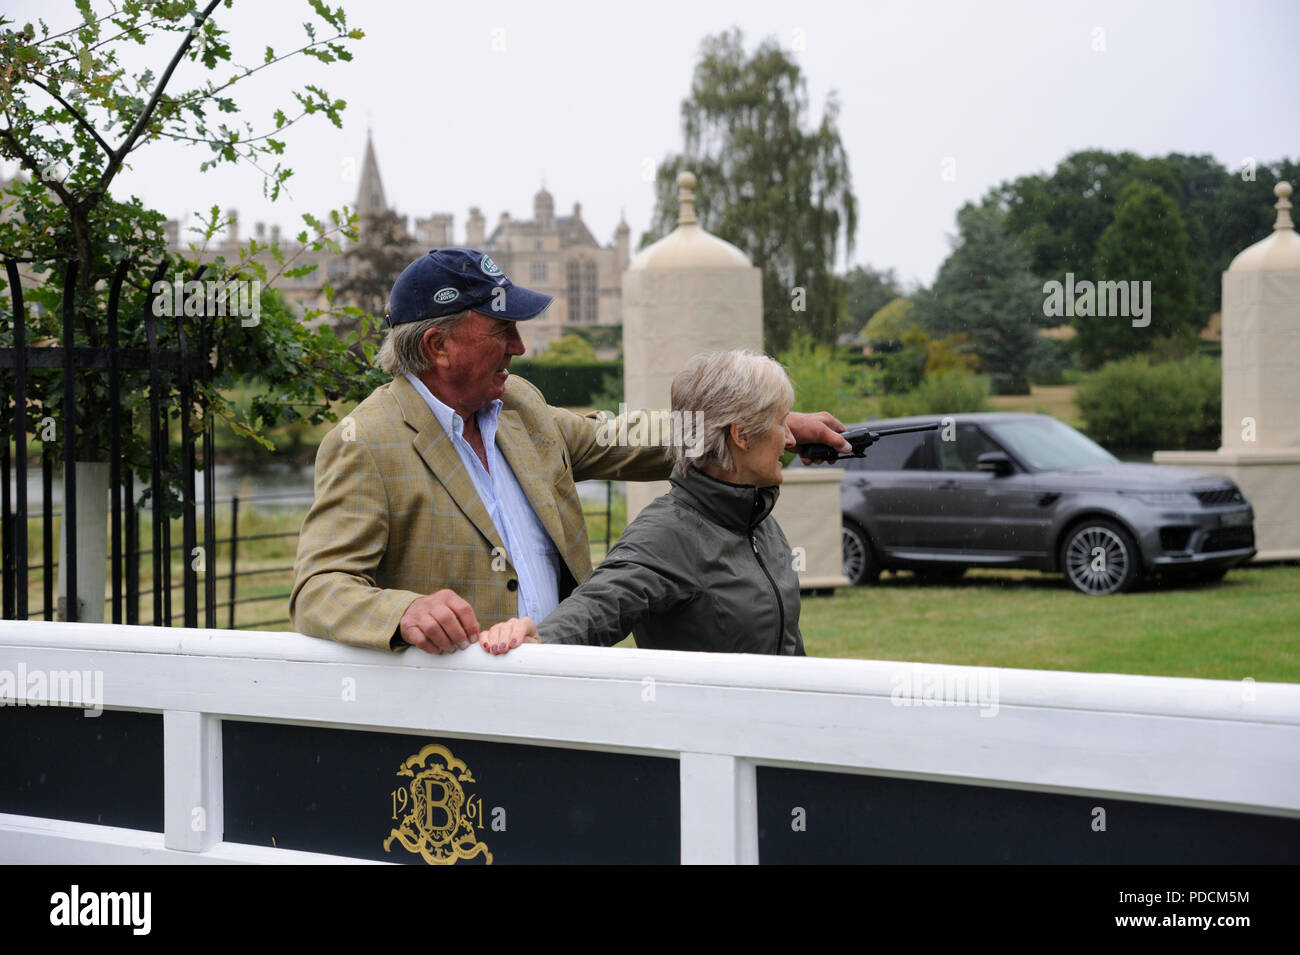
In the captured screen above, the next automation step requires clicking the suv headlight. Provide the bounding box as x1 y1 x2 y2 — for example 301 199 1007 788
1128 491 1199 507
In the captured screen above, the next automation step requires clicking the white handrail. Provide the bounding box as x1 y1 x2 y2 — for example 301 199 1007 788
2 619 1298 865
3 621 1295 722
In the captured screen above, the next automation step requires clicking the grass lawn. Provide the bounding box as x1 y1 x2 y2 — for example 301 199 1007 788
797 564 1300 683
987 384 1081 428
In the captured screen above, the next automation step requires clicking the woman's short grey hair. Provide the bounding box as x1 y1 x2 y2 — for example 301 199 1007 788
375 310 470 378
669 349 795 471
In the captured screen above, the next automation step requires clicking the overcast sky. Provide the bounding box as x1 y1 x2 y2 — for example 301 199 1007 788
6 0 1297 286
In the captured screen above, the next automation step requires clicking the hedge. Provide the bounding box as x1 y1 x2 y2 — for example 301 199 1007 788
1076 356 1220 450
509 360 622 407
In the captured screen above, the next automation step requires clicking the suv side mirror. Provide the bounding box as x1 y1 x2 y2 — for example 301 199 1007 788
977 451 1014 476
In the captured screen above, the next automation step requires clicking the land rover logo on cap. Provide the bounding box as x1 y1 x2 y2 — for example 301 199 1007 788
433 287 460 304
480 254 502 277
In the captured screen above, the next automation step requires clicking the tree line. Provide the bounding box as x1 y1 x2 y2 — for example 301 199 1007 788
642 29 1296 395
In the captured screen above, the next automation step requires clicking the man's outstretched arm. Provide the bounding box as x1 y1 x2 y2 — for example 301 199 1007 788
549 401 851 481
785 411 852 462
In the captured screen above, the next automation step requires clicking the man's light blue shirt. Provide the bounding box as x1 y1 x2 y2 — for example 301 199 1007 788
405 373 560 622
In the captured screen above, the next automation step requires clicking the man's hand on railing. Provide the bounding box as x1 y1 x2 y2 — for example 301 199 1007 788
480 616 541 654
397 589 481 654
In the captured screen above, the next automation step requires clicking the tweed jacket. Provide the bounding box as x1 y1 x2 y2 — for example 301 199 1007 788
290 374 673 650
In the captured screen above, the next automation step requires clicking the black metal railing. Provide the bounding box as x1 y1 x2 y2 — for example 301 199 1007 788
8 486 616 631
9 492 306 631
1 256 216 628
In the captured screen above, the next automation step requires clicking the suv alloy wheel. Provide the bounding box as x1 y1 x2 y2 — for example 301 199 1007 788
842 522 880 586
1060 519 1142 595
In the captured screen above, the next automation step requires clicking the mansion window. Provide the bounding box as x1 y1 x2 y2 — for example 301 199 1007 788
531 262 547 282
582 261 598 324
566 261 581 323
567 260 599 324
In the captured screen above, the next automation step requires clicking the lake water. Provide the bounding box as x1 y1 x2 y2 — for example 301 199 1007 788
10 462 621 512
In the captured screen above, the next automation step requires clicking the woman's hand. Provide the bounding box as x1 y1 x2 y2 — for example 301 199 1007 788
479 616 540 654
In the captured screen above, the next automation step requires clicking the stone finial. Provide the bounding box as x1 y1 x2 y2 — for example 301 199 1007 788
1227 179 1300 273
676 171 698 227
1273 181 1294 232
628 168 750 270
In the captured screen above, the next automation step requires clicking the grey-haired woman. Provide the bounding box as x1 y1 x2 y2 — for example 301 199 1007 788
480 349 806 655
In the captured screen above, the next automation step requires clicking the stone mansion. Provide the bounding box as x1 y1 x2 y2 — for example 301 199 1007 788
164 133 630 354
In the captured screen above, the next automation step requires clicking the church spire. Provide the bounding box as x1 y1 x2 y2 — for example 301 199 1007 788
355 131 388 217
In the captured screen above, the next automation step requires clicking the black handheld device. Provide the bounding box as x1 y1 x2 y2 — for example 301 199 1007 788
797 422 940 462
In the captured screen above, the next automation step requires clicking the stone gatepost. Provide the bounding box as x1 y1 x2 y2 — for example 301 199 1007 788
1154 182 1300 559
621 171 849 589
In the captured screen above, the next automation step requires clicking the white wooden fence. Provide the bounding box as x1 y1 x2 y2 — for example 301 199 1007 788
1 620 1298 864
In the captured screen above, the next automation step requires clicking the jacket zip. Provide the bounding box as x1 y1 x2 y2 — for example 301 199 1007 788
750 531 786 654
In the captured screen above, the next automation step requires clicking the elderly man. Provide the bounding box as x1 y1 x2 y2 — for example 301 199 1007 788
290 248 847 653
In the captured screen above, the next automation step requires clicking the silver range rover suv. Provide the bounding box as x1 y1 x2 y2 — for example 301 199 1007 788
815 412 1256 595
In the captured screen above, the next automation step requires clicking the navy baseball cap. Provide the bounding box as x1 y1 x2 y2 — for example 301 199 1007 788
386 248 553 326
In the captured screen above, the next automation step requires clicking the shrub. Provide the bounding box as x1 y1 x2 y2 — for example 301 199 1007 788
878 370 991 417
778 334 857 412
878 330 927 394
991 370 1032 395
588 370 625 414
924 331 979 375
510 360 622 407
1076 355 1220 450
862 297 918 349
1145 327 1201 364
536 333 598 363
878 329 977 395
1028 337 1074 386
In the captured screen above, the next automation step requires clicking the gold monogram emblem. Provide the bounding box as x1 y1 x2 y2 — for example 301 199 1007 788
383 744 493 865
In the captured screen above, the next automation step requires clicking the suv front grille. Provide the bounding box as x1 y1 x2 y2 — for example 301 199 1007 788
1195 488 1245 506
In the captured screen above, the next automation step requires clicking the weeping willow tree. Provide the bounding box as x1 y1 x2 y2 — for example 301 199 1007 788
641 28 857 351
